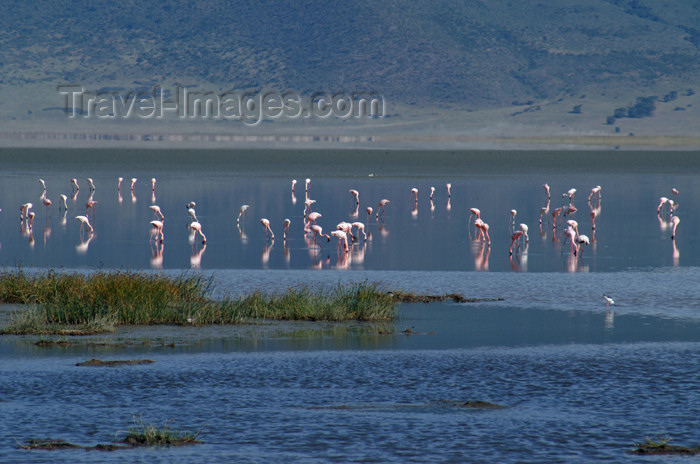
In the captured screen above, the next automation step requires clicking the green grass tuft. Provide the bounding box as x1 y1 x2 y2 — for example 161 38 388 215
122 416 202 447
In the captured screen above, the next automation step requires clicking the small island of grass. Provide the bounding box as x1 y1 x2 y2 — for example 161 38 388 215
0 270 399 335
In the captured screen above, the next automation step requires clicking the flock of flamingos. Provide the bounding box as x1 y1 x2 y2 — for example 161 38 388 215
14 176 681 271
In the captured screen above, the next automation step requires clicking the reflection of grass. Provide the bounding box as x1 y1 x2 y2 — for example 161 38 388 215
0 270 397 335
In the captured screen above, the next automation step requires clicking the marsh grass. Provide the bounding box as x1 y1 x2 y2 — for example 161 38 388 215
0 270 397 334
630 436 700 455
122 416 202 447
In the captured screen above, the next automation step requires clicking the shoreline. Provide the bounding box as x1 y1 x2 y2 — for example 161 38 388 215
2 129 700 150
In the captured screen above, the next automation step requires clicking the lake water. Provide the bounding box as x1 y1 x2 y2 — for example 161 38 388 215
1 148 699 463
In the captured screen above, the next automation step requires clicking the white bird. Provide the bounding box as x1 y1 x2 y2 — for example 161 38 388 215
75 215 94 234
86 178 96 191
603 295 615 307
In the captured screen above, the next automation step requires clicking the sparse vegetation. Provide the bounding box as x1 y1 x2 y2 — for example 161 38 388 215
122 416 202 447
630 436 700 455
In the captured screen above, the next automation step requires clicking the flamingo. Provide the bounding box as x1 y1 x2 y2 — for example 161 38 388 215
376 199 390 219
509 209 517 230
352 222 367 241
603 295 615 307
38 178 47 192
411 188 418 204
20 202 33 222
117 177 123 191
190 221 207 243
131 178 137 191
588 185 601 201
542 183 551 199
150 220 164 242
149 205 165 220
75 215 94 234
366 207 373 222
575 234 590 256
349 189 359 205
331 230 349 252
260 218 275 239
237 205 249 224
509 230 523 255
283 218 291 240
671 216 680 240
59 194 68 212
336 221 355 241
310 224 330 243
446 183 451 198
519 223 529 242
85 200 97 216
41 193 52 213
468 208 481 230
305 178 311 193
71 178 80 191
429 186 435 201
86 178 96 191
186 201 196 209
187 208 198 223
657 196 668 213
291 179 297 192
151 178 156 192
563 226 577 254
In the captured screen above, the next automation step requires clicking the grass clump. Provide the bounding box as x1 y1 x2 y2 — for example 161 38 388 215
0 270 397 334
630 436 700 455
121 416 202 447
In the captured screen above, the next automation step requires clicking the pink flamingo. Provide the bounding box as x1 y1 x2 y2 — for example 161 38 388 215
305 178 311 193
411 188 418 204
260 218 275 240
237 205 249 224
331 230 349 252
85 200 97 217
131 177 137 191
552 207 562 229
349 189 359 205
657 196 669 213
190 221 207 243
376 199 390 219
336 221 355 241
75 215 94 234
20 202 32 222
519 223 529 243
291 179 297 192
542 183 551 199
150 220 164 242
446 183 451 198
429 186 435 200
588 185 601 201
41 193 52 214
575 235 590 257
283 218 291 240
671 216 680 240
509 230 523 255
366 207 373 222
117 177 123 191
59 194 68 212
468 208 481 231
310 224 330 243
352 222 367 241
151 177 156 192
149 205 164 220
71 178 79 191
86 178 96 191
563 226 577 255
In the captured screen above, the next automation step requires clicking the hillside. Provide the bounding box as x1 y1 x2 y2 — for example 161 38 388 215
1 0 698 147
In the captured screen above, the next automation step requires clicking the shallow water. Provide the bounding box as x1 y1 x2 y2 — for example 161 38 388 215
1 148 699 463
0 149 696 271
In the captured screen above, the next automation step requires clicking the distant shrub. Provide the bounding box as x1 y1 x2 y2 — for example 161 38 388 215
570 104 582 114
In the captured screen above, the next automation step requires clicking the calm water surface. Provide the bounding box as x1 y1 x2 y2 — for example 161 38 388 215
1 148 699 463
